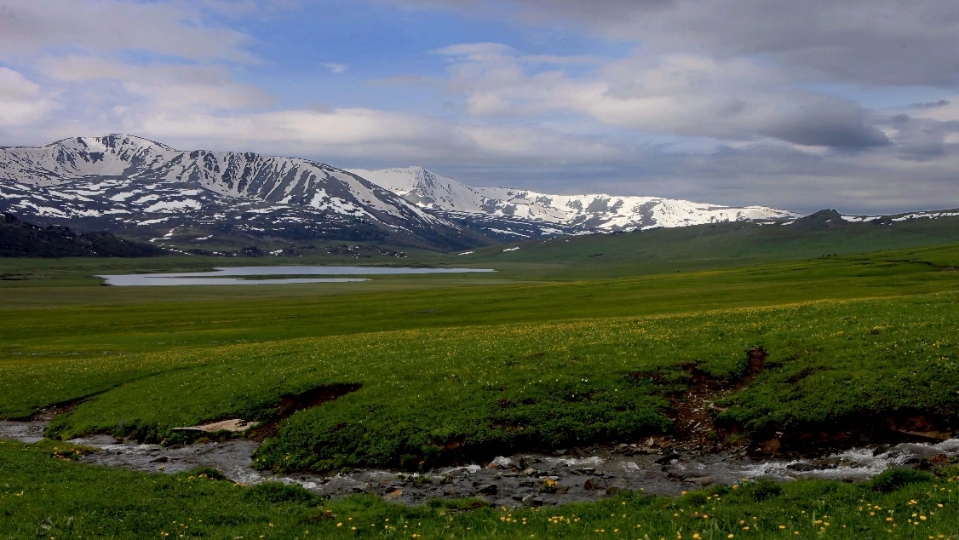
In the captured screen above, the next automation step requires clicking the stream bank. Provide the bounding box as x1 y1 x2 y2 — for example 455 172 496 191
2 419 956 507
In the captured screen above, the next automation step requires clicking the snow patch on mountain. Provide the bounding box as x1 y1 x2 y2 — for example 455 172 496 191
0 136 459 246
350 166 799 232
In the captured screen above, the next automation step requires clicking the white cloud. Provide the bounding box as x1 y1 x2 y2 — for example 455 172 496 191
0 0 254 62
2 0 958 215
124 107 619 166
321 63 349 75
0 67 58 127
40 56 272 111
440 45 889 148
436 43 516 57
398 0 959 87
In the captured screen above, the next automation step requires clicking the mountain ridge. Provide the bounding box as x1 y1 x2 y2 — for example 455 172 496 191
0 212 163 258
1 134 809 249
0 135 475 250
350 166 800 236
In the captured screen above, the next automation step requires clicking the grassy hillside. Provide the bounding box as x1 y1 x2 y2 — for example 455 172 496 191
464 214 959 274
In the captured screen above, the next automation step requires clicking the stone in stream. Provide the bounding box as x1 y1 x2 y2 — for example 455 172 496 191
655 452 680 465
477 484 498 495
687 476 715 486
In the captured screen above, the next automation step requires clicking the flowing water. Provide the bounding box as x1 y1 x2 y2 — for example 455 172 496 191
2 420 955 507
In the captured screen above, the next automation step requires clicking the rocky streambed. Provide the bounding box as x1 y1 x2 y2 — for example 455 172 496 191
3 419 958 507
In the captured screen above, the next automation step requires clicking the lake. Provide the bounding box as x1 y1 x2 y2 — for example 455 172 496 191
96 266 496 286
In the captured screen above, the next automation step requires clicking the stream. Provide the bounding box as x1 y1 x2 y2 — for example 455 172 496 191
3 419 956 507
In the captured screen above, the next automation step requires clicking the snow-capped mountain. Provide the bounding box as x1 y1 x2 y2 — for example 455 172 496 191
0 135 801 250
350 166 799 238
0 135 469 249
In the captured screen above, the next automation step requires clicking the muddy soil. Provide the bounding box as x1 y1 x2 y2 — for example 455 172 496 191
3 420 957 507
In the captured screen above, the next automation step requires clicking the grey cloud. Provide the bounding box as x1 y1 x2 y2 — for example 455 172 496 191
886 114 959 161
439 45 891 149
910 100 951 109
393 0 959 88
0 0 253 62
758 100 890 149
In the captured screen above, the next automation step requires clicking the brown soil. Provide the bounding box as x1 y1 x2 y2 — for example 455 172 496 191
31 401 80 421
667 347 767 454
250 383 362 442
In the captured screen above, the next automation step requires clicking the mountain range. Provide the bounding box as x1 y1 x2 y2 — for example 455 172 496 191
350 166 798 240
0 134 810 250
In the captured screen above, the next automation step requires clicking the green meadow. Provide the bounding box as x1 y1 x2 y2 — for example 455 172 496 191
2 440 959 539
3 218 959 537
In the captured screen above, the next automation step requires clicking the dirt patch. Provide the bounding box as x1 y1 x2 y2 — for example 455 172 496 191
31 401 80 421
669 347 767 454
250 383 362 442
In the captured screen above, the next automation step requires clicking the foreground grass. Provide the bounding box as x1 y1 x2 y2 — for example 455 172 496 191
2 440 958 539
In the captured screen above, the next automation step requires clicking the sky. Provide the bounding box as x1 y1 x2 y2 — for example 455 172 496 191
1 0 959 214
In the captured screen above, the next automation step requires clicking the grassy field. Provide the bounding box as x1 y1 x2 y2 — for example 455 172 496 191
2 440 957 539
3 223 959 537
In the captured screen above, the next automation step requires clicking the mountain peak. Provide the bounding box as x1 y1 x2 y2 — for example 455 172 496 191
46 134 177 153
351 166 800 233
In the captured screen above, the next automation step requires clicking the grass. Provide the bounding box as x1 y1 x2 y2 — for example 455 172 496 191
10 292 953 472
4 231 959 537
0 245 957 470
2 440 958 539
4 244 959 358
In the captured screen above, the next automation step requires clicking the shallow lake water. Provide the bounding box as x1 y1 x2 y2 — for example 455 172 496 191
97 266 496 286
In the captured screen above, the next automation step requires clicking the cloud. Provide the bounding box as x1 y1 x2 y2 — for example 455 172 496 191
882 114 959 162
321 63 348 75
126 107 620 167
436 42 516 57
3 0 959 215
0 0 254 62
395 0 959 88
910 100 951 109
440 45 890 149
40 56 272 111
0 67 58 127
